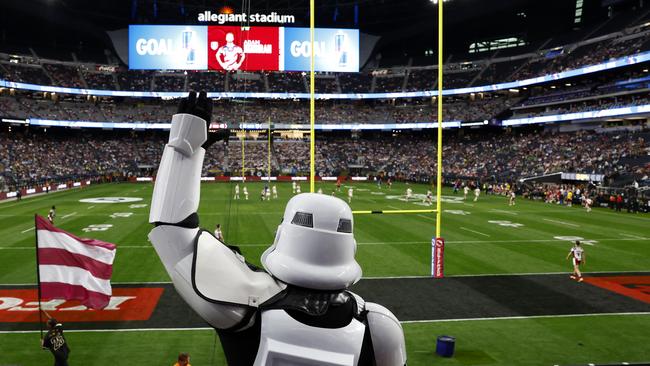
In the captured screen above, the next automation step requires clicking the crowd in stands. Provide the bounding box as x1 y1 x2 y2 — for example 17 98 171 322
513 93 650 118
2 128 647 191
0 95 516 124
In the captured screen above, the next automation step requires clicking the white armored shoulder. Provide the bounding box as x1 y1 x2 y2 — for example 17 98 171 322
168 113 208 157
366 302 407 366
193 231 286 307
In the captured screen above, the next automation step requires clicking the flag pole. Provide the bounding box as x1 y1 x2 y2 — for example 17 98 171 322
34 214 44 340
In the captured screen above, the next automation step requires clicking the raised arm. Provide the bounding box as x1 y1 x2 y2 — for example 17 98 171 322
148 92 284 330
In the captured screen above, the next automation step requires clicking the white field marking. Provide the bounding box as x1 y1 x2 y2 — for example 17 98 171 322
2 237 650 250
463 203 474 207
387 205 401 210
61 212 77 219
20 227 34 234
2 313 650 334
543 218 579 227
87 205 95 210
6 270 650 286
620 233 647 240
490 209 518 215
399 312 650 324
416 214 436 222
459 227 490 237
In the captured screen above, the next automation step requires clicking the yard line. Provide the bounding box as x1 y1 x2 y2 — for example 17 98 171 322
463 203 474 207
61 212 77 219
2 237 649 250
2 312 649 334
620 233 647 240
87 205 95 209
459 227 490 237
6 270 650 286
400 312 650 324
416 214 436 222
543 218 579 227
489 209 518 215
20 226 34 234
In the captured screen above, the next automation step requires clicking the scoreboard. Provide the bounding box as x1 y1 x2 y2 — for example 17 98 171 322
129 25 359 72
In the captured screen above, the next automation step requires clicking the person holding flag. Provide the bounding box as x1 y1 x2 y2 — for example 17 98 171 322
42 317 70 366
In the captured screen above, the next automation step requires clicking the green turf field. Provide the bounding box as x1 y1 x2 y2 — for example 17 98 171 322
1 181 649 365
1 181 648 283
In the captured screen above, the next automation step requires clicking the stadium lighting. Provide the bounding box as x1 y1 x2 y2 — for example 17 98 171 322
430 0 450 4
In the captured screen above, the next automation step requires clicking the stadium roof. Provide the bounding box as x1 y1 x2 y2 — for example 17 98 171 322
0 0 640 65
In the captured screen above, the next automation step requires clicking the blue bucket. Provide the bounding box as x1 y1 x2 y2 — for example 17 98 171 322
436 335 456 357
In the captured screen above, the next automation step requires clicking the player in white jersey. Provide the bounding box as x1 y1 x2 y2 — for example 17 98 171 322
584 196 592 212
292 181 297 194
348 187 353 203
48 206 56 224
296 184 302 194
243 186 249 200
463 185 469 200
265 187 271 201
234 184 240 200
214 224 224 242
406 187 413 200
272 185 278 199
508 191 516 206
215 33 245 71
566 241 586 282
473 187 481 202
424 190 433 205
317 188 323 194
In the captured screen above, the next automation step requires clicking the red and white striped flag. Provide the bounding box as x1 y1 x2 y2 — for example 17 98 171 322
35 215 117 310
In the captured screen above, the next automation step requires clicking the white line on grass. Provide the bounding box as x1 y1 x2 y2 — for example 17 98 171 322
2 312 649 334
489 209 518 215
5 270 650 286
20 227 34 234
620 233 647 240
543 218 580 227
463 203 474 207
61 212 77 219
87 205 95 210
416 214 436 222
2 237 650 250
459 227 490 237
400 312 650 324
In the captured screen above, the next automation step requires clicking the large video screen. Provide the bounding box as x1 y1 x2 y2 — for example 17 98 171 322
129 25 359 72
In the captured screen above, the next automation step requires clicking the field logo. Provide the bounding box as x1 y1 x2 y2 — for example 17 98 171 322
80 197 143 204
0 288 163 323
432 237 444 278
488 220 524 228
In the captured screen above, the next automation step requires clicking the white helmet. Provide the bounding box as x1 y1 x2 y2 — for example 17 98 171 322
261 193 362 290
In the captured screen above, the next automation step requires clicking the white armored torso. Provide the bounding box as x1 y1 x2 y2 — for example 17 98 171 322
148 93 406 366
255 310 365 366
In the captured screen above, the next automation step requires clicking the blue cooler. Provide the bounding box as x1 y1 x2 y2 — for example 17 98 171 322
436 335 456 357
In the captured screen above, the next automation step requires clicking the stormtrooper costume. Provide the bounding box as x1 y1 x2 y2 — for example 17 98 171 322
148 92 406 366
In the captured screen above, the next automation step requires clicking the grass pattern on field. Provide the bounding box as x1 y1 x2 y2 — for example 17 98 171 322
0 182 648 284
2 314 649 366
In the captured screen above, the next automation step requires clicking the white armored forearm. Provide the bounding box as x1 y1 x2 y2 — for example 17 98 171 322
149 113 207 225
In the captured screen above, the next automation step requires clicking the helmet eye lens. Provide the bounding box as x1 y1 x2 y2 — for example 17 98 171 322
337 219 352 233
291 212 313 228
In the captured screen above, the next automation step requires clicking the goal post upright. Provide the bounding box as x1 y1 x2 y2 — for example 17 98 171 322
435 0 443 239
309 0 316 193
